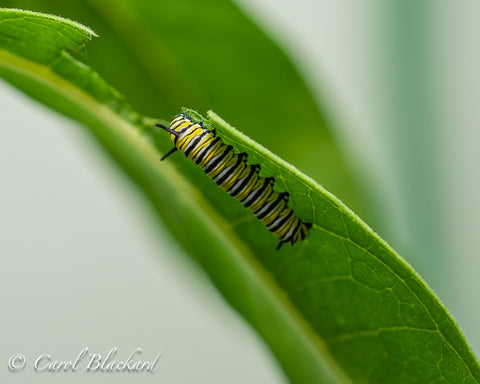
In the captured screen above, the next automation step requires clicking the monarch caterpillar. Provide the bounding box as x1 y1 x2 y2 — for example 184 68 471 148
156 114 311 250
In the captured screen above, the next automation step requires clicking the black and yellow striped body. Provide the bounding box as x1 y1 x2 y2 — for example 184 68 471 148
159 114 311 249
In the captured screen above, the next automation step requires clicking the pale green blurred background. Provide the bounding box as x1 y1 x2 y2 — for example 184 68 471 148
1 1 479 383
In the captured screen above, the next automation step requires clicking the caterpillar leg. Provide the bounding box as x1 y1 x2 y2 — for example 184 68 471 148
160 147 178 161
276 241 286 251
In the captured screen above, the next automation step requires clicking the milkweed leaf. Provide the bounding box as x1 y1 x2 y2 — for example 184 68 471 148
0 8 479 384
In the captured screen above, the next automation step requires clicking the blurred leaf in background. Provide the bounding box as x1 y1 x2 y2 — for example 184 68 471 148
371 1 443 288
1 0 367 219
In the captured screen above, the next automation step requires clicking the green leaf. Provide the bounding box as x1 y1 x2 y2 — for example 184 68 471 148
1 7 479 384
